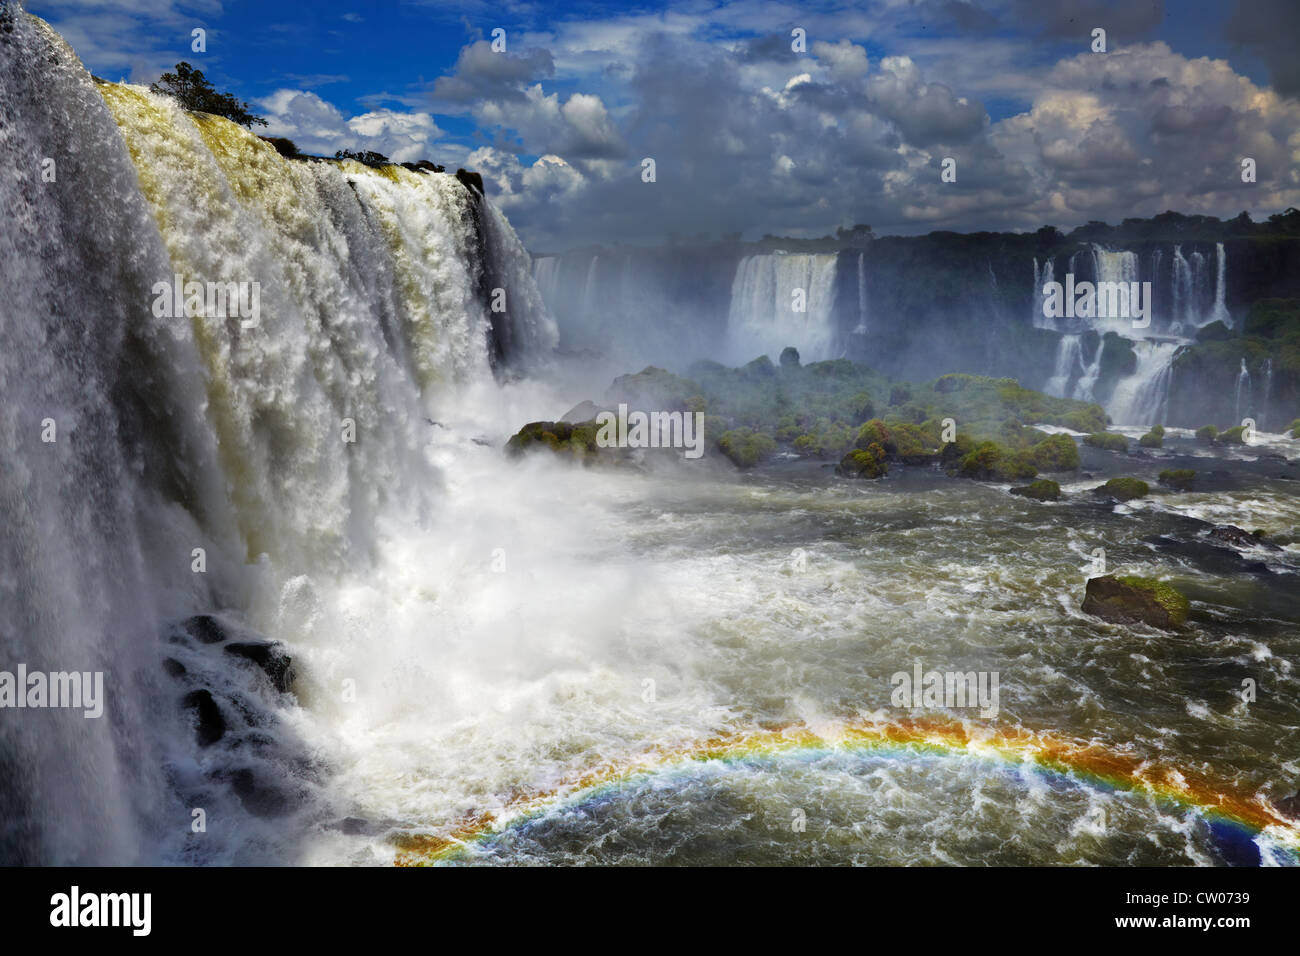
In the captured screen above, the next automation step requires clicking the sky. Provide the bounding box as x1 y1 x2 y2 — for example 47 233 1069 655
23 0 1300 251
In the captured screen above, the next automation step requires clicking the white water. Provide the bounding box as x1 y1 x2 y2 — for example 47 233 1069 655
0 10 556 864
1107 341 1179 425
725 253 839 363
1235 358 1252 422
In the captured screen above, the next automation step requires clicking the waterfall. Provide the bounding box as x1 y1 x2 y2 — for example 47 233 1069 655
1172 245 1192 329
1107 341 1178 425
0 8 551 864
1032 257 1055 329
1234 358 1252 422
1074 336 1107 402
1089 245 1140 334
1045 335 1083 397
725 253 839 362
855 252 868 334
1208 242 1230 327
1262 358 1273 422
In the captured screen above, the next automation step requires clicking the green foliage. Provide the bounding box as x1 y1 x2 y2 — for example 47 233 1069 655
855 419 892 452
1158 468 1196 491
1290 418 1300 437
957 441 1037 482
260 136 299 158
837 444 888 479
1217 425 1247 444
1138 426 1164 448
335 148 392 166
607 366 702 412
1028 433 1080 471
150 62 267 128
1010 479 1061 501
1196 424 1218 442
1097 477 1149 501
1083 431 1129 452
1114 575 1190 627
717 428 776 468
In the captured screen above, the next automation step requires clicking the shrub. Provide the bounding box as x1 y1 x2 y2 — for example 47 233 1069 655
1096 477 1149 501
1083 432 1129 452
1029 433 1080 471
1195 424 1218 442
1138 427 1163 448
717 428 776 468
1158 468 1195 491
958 441 1037 481
1217 425 1247 444
1010 479 1061 501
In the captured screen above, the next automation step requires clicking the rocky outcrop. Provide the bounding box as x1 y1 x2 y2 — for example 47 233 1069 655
1082 575 1190 629
1010 478 1061 501
1094 477 1149 501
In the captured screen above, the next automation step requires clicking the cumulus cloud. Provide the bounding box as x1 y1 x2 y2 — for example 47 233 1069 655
258 89 451 164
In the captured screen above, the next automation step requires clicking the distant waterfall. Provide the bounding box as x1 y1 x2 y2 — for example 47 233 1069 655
1108 341 1179 425
1235 358 1252 422
1045 335 1083 397
725 253 839 363
1208 242 1230 327
1075 337 1106 402
1089 246 1140 335
855 252 868 334
1032 257 1055 329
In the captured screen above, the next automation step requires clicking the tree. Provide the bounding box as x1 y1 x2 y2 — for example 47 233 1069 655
150 62 267 128
335 148 391 167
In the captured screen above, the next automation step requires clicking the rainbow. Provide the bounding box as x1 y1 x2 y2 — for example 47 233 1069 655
392 717 1300 864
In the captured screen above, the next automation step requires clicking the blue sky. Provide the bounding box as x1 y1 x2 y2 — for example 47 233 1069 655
24 0 1300 250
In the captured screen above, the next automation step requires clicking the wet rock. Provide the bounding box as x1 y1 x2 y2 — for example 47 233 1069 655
184 614 227 644
1082 574 1189 629
1010 479 1061 501
1208 525 1281 551
182 689 226 747
1093 477 1149 501
224 641 295 693
229 768 290 817
162 657 186 677
1276 791 1300 819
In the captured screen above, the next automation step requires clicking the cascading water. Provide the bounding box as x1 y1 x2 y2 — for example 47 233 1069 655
1108 341 1179 425
855 251 868 335
725 253 839 362
1235 358 1252 422
1209 242 1230 327
0 8 554 864
1045 335 1083 397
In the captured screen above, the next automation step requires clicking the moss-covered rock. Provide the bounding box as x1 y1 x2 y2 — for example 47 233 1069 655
1216 424 1248 444
505 420 616 466
1195 424 1218 442
1138 425 1165 448
1094 477 1150 501
836 444 888 479
1157 468 1196 491
605 366 701 412
1082 575 1190 629
717 427 776 468
956 441 1037 481
1083 431 1129 452
1289 418 1300 438
1010 479 1061 501
1028 433 1080 471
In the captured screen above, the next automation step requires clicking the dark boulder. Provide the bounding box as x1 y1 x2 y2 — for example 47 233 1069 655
184 614 227 644
1082 575 1189 629
182 689 226 747
1208 525 1281 551
224 641 295 693
455 168 484 195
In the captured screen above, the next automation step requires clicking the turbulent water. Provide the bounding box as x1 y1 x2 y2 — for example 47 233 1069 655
3 9 1299 868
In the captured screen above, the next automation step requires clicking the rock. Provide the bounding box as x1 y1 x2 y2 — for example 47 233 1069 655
1277 791 1300 819
224 641 295 693
836 446 887 479
228 768 290 817
1010 479 1061 501
183 614 227 644
560 400 602 424
162 657 186 677
182 689 226 747
1157 468 1195 491
1082 575 1190 629
454 168 483 195
1208 525 1281 551
1094 477 1149 501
